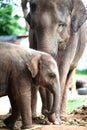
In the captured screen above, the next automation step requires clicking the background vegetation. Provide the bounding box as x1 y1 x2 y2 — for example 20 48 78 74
0 2 26 35
67 98 87 112
76 69 87 75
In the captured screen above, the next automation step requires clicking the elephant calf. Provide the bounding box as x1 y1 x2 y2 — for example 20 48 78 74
0 43 60 129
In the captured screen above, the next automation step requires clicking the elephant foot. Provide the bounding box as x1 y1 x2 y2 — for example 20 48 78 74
32 110 38 119
60 114 68 121
42 117 52 125
48 113 56 123
2 125 19 130
53 120 60 125
21 125 32 130
43 119 59 125
48 113 60 125
32 115 38 120
32 114 60 125
4 118 15 129
21 125 42 130
21 124 33 130
42 116 60 125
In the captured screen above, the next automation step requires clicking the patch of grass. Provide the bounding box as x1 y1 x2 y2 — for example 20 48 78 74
67 98 87 112
76 69 87 75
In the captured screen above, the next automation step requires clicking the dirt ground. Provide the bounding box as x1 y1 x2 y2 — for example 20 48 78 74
0 104 87 130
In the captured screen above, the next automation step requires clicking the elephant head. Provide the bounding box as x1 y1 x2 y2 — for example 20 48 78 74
26 0 87 54
27 53 60 116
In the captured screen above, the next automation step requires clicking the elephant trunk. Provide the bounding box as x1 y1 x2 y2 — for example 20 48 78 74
46 81 61 118
50 87 60 115
45 83 61 123
36 29 58 59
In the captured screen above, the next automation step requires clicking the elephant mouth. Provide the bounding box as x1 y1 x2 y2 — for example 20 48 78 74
58 36 73 50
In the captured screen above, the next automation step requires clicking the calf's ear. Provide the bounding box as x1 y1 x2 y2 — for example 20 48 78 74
27 54 41 78
71 0 87 32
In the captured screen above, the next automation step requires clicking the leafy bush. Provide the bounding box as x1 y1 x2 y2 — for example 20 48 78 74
0 3 26 35
76 69 87 75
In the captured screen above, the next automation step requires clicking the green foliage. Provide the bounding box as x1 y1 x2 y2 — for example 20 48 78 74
0 4 26 35
76 69 87 75
67 98 87 112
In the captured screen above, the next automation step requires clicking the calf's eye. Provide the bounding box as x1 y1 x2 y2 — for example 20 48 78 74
48 73 56 79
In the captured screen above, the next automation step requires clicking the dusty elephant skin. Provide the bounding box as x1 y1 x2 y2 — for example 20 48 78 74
21 0 29 30
0 43 60 129
26 0 87 123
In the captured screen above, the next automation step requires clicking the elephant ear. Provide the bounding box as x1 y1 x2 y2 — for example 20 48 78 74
71 0 87 33
27 54 41 78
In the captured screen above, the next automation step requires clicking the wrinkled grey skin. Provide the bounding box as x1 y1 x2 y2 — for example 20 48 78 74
0 43 60 129
26 0 87 122
21 0 29 30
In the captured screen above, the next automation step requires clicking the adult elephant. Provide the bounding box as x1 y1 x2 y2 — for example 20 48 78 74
26 0 87 123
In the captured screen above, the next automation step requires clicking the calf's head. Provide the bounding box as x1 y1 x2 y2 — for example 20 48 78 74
27 53 60 115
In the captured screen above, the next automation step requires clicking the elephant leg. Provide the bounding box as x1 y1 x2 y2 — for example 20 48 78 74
9 78 32 129
31 85 38 119
60 84 68 120
20 92 32 129
39 87 47 115
39 87 50 124
4 95 20 129
60 69 75 120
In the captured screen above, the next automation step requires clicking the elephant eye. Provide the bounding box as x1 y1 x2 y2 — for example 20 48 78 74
48 73 56 79
30 3 37 13
58 23 65 32
59 23 65 27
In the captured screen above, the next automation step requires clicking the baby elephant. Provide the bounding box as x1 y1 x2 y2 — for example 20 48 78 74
0 43 60 129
